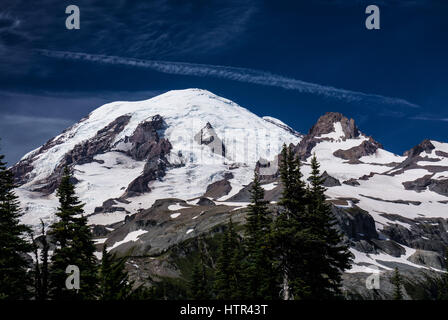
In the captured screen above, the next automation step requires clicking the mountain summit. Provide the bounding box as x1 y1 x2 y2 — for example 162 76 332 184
12 89 301 226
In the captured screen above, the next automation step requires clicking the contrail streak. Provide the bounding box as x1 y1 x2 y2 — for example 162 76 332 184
36 49 419 109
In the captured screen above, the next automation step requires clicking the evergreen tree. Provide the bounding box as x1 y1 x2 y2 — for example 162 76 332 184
243 173 277 299
48 167 98 300
0 149 32 299
214 219 244 299
304 154 352 299
271 144 310 300
98 246 133 300
391 267 404 300
190 250 209 300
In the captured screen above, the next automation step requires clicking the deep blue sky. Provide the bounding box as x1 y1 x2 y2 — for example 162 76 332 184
1 0 447 164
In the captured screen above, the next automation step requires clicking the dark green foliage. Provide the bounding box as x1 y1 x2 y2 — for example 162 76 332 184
271 146 351 300
271 144 312 300
48 167 98 300
242 173 278 299
214 219 244 299
189 248 210 300
151 277 189 300
0 150 32 300
99 246 133 300
391 267 404 300
303 155 352 299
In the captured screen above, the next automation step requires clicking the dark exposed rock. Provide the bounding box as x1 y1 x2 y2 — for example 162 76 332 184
404 139 435 158
10 122 81 186
196 198 216 206
94 206 127 214
121 115 173 197
391 140 439 173
360 194 422 206
403 175 448 196
435 150 448 157
124 157 169 197
381 217 448 256
105 198 247 256
331 205 379 241
308 171 340 187
408 250 444 269
26 115 132 194
358 172 376 181
379 213 415 226
371 239 405 257
93 199 124 213
10 159 34 186
103 199 118 208
125 115 170 161
343 178 360 186
309 112 359 139
12 114 174 198
203 175 233 199
333 138 382 161
92 225 110 237
321 171 341 187
428 178 448 196
293 138 317 161
352 239 376 254
291 113 382 163
337 197 360 204
402 174 433 192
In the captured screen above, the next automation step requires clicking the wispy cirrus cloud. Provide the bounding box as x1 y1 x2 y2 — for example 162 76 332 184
410 115 448 122
37 49 420 109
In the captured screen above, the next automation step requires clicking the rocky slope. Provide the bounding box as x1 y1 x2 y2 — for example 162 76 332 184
12 90 448 298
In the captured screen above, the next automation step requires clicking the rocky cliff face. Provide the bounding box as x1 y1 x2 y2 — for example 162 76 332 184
291 112 381 162
12 115 132 194
122 115 172 197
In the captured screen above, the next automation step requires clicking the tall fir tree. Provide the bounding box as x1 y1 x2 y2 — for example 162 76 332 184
214 219 244 299
98 246 133 300
48 167 98 300
272 144 311 300
0 148 32 300
391 267 404 300
243 173 277 299
189 241 210 300
304 154 352 299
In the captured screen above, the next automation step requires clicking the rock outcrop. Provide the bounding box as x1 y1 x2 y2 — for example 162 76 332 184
13 115 132 194
333 138 382 161
194 122 226 158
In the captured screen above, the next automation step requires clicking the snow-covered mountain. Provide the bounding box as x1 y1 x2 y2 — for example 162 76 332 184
252 112 448 279
11 89 448 298
12 88 302 226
